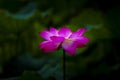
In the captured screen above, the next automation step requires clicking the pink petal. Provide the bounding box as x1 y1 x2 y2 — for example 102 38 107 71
69 32 79 39
50 36 65 42
58 27 72 38
39 30 52 40
69 28 87 39
62 40 77 56
50 27 58 36
75 36 89 48
39 41 59 53
77 28 87 36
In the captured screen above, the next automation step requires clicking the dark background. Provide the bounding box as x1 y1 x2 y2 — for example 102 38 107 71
0 0 120 80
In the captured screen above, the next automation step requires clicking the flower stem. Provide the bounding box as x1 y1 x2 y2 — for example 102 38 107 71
63 50 66 80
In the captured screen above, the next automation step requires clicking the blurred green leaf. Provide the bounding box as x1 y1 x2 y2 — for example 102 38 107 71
6 2 36 19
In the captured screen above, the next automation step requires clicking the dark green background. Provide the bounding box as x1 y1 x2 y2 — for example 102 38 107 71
0 0 120 80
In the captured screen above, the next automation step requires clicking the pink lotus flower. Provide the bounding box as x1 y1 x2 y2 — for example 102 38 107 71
39 27 89 56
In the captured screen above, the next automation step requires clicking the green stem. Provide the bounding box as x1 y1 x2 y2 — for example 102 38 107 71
63 50 66 80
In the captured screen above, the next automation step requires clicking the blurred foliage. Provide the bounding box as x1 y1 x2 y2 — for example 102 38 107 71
0 0 120 80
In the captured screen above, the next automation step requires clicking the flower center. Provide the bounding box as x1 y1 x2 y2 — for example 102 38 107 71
63 39 73 46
